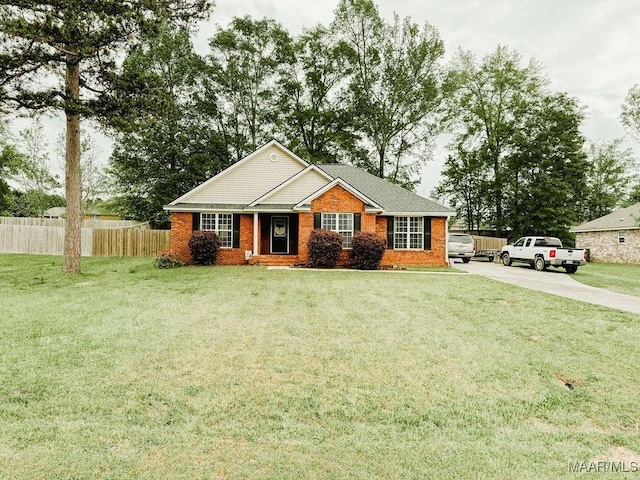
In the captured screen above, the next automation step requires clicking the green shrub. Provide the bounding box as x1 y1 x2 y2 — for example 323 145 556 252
188 231 221 265
308 229 343 268
351 232 387 270
154 250 184 269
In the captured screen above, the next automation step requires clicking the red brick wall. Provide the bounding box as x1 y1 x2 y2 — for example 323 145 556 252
217 214 254 265
170 212 192 263
170 212 255 265
377 216 448 267
297 185 378 266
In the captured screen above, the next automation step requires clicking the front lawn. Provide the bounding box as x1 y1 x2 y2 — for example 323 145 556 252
1 255 639 479
573 262 640 297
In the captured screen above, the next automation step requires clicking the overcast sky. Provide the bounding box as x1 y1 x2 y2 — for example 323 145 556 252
16 0 640 199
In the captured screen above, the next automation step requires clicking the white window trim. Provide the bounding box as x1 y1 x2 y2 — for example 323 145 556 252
201 213 233 248
393 216 424 250
618 230 626 245
321 212 354 249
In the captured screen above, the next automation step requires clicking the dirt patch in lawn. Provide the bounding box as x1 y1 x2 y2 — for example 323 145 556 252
590 446 640 464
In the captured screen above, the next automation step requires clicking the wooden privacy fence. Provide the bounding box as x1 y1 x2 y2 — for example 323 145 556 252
92 228 170 257
0 224 93 256
0 217 169 257
471 235 508 251
0 216 145 229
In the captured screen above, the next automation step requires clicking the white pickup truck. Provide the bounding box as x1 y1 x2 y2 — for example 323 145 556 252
500 236 587 274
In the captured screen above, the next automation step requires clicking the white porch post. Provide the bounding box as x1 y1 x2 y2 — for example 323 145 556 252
253 212 259 256
445 217 450 265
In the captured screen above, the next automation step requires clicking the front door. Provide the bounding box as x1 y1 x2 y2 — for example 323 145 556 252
271 216 289 254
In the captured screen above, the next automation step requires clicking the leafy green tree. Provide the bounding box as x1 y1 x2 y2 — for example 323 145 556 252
0 0 212 273
56 131 110 213
504 93 588 244
581 138 637 220
108 23 228 226
0 166 10 215
621 84 640 142
0 119 21 215
433 148 491 232
332 0 445 188
625 181 640 206
444 46 546 235
9 120 61 216
278 25 355 164
206 16 294 161
10 190 65 217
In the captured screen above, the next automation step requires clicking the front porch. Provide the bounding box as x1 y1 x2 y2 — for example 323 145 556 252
256 213 299 256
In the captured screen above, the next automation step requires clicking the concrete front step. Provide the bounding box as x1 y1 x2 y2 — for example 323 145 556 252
249 255 301 266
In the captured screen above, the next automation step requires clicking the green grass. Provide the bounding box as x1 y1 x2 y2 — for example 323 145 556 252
573 262 640 297
1 254 639 479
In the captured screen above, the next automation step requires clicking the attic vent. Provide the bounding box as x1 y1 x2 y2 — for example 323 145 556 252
270 153 279 162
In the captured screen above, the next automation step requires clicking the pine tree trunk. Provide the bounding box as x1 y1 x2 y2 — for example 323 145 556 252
62 56 82 273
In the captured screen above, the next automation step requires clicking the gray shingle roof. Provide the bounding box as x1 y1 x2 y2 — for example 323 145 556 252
570 203 640 232
166 203 247 211
317 164 453 215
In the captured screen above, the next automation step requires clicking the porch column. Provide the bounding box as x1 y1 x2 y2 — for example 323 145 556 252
253 212 259 256
445 217 449 263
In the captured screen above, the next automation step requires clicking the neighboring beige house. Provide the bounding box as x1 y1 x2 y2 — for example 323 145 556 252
43 207 65 218
570 203 640 264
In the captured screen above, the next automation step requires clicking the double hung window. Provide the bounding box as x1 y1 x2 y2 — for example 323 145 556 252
619 230 626 244
393 216 423 250
201 213 233 247
321 213 354 248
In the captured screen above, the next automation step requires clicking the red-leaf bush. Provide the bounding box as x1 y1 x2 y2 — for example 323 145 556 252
351 232 387 270
188 231 221 265
308 229 343 267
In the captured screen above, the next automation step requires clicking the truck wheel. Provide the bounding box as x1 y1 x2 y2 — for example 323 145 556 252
534 256 546 271
565 265 578 274
488 256 494 263
462 258 470 263
501 253 512 266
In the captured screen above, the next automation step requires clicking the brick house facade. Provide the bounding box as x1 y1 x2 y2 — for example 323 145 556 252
571 203 640 264
165 140 453 267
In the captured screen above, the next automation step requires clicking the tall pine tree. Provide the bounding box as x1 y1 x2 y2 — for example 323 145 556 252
0 0 212 272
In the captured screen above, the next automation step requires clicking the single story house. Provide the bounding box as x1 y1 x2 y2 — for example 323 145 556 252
570 203 640 264
164 140 454 266
43 207 66 219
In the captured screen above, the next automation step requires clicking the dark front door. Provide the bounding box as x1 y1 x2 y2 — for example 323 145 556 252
271 216 289 254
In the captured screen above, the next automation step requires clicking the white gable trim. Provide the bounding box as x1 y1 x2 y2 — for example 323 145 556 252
168 139 309 206
248 165 334 207
293 178 383 212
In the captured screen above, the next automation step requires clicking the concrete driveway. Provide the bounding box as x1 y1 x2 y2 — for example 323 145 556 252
454 259 640 316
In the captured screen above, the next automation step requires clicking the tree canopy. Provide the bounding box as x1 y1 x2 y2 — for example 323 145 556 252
581 138 637 220
621 84 640 143
108 22 228 227
436 46 590 243
0 0 212 272
333 0 445 188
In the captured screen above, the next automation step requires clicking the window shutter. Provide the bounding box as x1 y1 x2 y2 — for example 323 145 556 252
192 213 200 231
354 213 361 233
314 213 321 229
387 217 394 249
423 217 432 250
232 214 240 248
